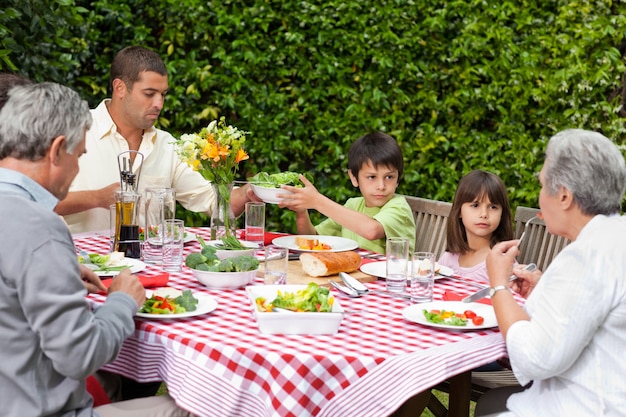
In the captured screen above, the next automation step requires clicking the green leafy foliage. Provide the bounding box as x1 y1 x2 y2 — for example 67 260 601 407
3 0 626 232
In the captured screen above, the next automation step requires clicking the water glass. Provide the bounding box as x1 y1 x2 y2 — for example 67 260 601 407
386 237 410 293
143 188 176 264
245 202 265 249
410 251 435 303
264 245 288 285
162 219 184 272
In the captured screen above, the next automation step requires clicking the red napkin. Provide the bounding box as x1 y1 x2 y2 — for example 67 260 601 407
98 272 170 295
443 290 492 305
240 231 290 246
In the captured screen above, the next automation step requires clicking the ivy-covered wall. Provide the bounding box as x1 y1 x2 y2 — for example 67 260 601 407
2 0 625 231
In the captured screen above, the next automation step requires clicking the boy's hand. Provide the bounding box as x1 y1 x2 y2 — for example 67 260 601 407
278 175 322 211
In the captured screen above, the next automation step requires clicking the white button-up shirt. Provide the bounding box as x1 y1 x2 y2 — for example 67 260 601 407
64 100 215 233
506 214 626 416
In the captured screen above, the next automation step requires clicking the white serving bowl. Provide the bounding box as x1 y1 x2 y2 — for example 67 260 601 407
192 268 259 290
250 184 293 204
245 285 344 334
204 240 258 259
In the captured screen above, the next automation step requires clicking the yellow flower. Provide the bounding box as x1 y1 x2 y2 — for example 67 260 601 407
173 117 250 185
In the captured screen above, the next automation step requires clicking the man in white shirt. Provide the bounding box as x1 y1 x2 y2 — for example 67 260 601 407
478 129 626 417
56 46 257 233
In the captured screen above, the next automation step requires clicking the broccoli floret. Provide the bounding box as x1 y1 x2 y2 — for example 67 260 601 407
194 263 211 271
185 252 208 269
217 258 236 272
200 245 217 259
230 255 259 272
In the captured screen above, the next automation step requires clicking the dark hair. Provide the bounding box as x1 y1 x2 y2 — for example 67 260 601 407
109 46 167 91
0 73 33 110
445 170 513 254
347 132 404 179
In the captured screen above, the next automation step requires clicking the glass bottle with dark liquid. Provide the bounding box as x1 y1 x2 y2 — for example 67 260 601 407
114 191 142 259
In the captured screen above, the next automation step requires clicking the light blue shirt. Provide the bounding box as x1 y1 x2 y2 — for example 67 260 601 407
0 166 58 210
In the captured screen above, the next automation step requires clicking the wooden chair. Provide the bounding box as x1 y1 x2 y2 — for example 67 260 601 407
514 206 570 271
401 195 452 259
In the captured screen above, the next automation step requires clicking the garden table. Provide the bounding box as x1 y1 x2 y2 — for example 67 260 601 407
76 227 507 417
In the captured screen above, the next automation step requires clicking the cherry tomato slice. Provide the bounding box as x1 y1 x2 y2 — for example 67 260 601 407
464 310 477 319
472 316 485 325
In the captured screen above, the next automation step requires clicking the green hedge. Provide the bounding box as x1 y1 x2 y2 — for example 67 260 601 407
2 0 625 231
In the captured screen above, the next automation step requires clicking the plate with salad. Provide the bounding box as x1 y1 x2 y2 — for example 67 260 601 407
78 252 146 276
136 287 218 319
402 301 497 331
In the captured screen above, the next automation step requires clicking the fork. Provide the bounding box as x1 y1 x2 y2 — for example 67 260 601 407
518 215 539 247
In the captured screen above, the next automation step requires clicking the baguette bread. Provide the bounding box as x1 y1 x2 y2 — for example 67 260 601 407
299 251 362 277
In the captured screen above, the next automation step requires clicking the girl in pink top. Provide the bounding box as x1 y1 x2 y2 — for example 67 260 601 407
438 170 513 284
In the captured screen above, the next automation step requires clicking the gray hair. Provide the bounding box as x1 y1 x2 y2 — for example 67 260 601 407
543 128 626 215
0 82 92 160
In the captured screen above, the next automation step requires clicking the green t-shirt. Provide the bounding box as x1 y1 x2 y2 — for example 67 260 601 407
314 194 416 254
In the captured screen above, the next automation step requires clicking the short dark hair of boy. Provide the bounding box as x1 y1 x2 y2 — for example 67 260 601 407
347 132 404 180
109 46 168 92
446 170 514 254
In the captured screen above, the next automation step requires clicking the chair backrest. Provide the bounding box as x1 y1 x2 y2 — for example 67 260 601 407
514 206 570 271
401 195 452 259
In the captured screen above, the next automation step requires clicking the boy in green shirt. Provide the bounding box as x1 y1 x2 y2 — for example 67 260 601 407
279 132 415 254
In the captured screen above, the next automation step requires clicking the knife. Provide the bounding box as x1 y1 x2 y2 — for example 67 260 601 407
462 263 537 303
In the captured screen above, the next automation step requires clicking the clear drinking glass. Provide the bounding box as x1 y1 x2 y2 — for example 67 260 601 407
162 219 184 272
410 251 435 303
143 188 176 264
386 237 410 293
245 202 265 249
264 245 288 285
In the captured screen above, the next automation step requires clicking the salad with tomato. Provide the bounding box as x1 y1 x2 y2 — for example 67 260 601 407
255 282 334 313
140 289 198 315
423 309 485 326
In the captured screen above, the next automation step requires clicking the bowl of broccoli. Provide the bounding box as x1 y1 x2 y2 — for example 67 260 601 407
248 171 306 204
185 242 260 289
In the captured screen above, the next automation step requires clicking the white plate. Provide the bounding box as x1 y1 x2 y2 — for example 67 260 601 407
271 235 359 252
89 258 146 277
403 300 497 330
359 261 454 279
184 232 197 244
136 289 218 319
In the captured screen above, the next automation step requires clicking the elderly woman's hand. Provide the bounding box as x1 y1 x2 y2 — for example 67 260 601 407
486 240 520 288
510 265 542 298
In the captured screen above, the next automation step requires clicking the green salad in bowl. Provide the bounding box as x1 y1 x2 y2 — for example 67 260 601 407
248 171 311 203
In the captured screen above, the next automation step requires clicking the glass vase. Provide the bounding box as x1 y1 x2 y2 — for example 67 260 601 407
210 182 236 240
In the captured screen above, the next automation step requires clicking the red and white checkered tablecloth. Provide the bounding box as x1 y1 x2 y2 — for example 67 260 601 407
76 228 508 417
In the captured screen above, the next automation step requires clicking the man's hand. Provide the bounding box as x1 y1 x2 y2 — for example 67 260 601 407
107 270 146 307
230 183 262 217
79 264 107 293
